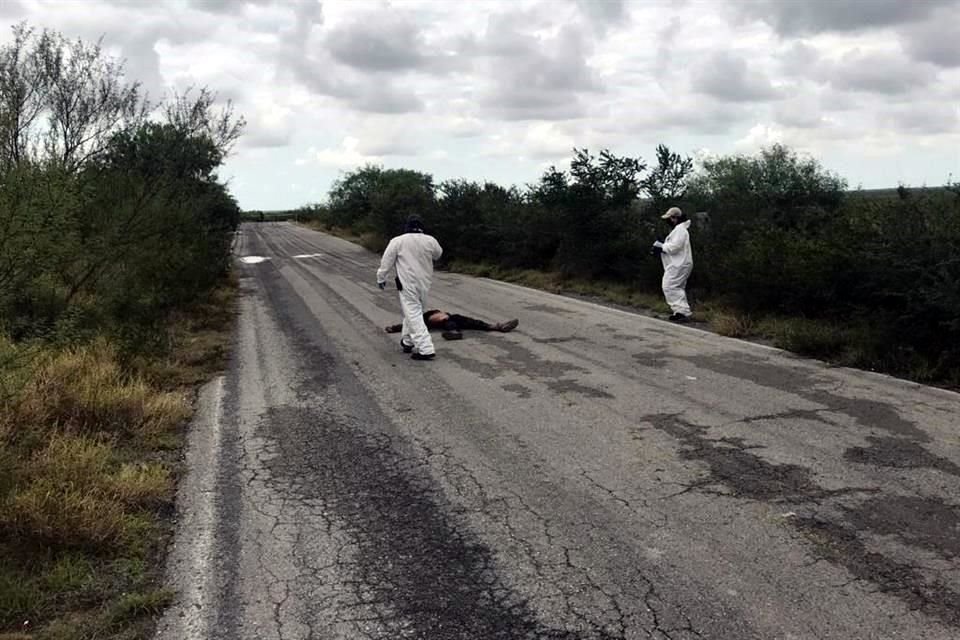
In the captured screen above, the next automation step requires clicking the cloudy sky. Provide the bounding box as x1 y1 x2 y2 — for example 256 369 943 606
2 0 959 210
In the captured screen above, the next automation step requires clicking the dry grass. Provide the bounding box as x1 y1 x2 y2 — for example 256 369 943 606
0 434 171 550
108 463 173 509
5 483 128 549
710 312 757 338
7 339 190 440
0 275 237 637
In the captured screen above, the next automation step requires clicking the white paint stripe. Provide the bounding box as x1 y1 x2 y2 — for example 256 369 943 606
155 376 225 640
239 255 270 264
292 253 323 259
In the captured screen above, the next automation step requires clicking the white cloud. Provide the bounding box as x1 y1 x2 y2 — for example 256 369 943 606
2 0 958 209
483 122 577 160
735 123 788 152
298 137 382 168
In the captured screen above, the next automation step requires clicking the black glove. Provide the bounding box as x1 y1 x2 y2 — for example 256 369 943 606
377 281 386 290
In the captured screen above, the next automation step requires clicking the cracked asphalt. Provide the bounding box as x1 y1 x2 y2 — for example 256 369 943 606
156 222 960 640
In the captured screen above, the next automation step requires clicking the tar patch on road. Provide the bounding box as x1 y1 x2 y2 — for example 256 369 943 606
842 495 960 560
501 383 533 399
263 405 619 639
844 436 960 477
641 412 960 629
444 340 614 400
641 414 873 503
632 352 668 369
794 517 960 628
683 354 927 441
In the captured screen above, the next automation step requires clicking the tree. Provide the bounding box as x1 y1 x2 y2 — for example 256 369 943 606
642 144 693 208
0 23 149 172
684 144 849 306
687 143 846 226
327 165 383 229
164 86 245 157
327 165 435 243
531 148 646 278
0 24 47 171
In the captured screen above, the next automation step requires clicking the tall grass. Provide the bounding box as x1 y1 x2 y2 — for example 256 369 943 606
0 281 234 636
3 339 190 445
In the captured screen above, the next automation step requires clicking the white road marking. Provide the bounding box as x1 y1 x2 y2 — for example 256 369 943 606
154 376 225 640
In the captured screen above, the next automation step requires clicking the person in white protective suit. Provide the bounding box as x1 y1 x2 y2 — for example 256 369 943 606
376 215 443 360
652 206 693 323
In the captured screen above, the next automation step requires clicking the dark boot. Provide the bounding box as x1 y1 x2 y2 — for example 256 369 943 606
494 319 519 332
411 352 435 361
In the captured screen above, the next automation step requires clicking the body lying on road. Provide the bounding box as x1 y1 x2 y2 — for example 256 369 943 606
385 310 519 341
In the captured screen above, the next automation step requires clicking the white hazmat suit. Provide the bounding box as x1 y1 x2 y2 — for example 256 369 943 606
377 231 443 356
659 219 693 317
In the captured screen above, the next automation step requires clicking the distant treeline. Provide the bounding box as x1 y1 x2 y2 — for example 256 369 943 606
242 209 301 222
293 144 960 383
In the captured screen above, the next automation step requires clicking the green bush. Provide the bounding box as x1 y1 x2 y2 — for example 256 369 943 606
308 143 960 383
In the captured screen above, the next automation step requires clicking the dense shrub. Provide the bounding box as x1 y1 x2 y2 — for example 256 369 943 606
0 25 243 348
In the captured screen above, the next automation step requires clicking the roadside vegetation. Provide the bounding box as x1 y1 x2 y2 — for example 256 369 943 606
292 145 960 387
0 23 242 639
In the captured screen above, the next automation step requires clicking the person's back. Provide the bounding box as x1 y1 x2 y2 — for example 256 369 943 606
388 232 442 293
376 215 443 360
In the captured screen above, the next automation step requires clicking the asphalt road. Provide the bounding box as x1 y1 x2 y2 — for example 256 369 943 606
156 222 960 640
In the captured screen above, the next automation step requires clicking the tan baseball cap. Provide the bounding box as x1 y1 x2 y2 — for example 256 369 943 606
661 206 682 220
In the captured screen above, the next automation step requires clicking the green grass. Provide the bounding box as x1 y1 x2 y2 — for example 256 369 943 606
0 278 237 638
107 589 174 625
